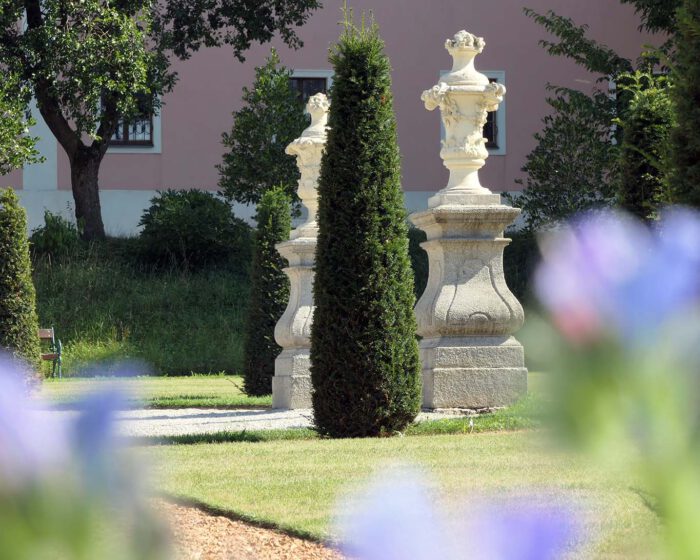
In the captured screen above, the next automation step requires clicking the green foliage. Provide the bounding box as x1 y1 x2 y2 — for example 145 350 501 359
523 9 633 78
243 186 291 397
138 189 252 270
30 211 80 257
0 75 40 174
0 189 40 369
621 0 682 32
407 224 429 300
33 239 250 375
616 72 674 219
668 0 700 208
218 50 308 208
506 89 617 230
311 19 421 438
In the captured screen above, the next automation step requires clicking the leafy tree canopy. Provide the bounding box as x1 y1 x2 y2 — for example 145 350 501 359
218 49 307 208
0 0 319 239
621 0 682 32
0 74 41 175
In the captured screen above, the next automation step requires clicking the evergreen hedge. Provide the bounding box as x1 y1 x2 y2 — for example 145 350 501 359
243 186 291 396
0 188 40 369
669 0 700 208
310 21 421 438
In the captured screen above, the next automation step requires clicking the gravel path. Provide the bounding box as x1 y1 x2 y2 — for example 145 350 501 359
161 500 344 560
38 407 467 438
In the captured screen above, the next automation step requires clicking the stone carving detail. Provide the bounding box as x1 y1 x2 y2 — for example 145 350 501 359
272 93 330 409
285 92 330 240
410 32 527 410
421 30 506 202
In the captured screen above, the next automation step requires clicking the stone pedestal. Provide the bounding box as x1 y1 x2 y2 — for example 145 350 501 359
272 94 329 409
410 31 527 409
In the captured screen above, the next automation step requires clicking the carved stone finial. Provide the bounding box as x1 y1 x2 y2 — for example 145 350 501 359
445 30 485 54
422 30 505 205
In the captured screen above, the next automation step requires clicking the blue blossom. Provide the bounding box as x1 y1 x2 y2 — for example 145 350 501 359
534 208 700 346
337 466 576 560
339 467 451 560
460 500 576 560
0 356 70 487
72 390 127 492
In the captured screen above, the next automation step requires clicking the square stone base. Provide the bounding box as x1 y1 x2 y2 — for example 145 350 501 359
420 336 528 409
271 349 312 409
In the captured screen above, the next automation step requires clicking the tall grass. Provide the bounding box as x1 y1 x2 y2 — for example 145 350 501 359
33 240 250 376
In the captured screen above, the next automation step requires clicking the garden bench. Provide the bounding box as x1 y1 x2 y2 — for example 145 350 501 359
38 327 62 378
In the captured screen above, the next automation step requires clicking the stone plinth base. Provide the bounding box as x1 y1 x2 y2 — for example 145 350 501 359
272 349 312 409
420 336 527 409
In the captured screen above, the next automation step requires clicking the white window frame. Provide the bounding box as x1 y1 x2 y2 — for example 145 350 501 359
439 70 506 156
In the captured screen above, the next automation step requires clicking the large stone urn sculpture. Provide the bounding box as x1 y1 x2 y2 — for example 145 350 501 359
410 31 527 409
272 93 330 409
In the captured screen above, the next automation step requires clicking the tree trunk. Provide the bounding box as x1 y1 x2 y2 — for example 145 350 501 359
70 146 106 240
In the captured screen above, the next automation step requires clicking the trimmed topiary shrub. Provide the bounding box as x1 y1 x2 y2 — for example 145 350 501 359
243 186 291 396
0 188 40 369
503 229 540 303
408 224 428 300
310 19 421 438
669 0 700 208
138 189 252 271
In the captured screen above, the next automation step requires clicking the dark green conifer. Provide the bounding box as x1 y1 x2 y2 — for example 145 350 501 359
310 18 421 438
243 187 291 396
0 188 40 370
669 0 700 207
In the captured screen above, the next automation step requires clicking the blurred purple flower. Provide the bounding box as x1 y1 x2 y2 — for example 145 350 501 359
72 390 126 492
461 500 576 560
535 208 700 346
337 466 575 560
339 467 450 560
0 356 70 487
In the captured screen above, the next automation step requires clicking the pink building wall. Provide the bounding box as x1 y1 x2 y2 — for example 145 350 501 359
11 1 661 231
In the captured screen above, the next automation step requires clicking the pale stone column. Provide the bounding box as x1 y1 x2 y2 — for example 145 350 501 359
272 93 330 409
410 31 527 409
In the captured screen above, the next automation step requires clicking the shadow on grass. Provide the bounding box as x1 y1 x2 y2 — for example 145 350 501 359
132 428 318 446
159 493 333 545
133 396 545 447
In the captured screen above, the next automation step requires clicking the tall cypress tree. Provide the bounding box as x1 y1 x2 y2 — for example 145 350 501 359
0 189 40 370
669 0 700 207
310 18 421 438
243 186 291 396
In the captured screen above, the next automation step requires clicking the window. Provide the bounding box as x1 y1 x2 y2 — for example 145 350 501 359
290 77 327 102
483 71 506 155
484 78 499 149
109 94 153 147
290 70 334 103
105 93 162 154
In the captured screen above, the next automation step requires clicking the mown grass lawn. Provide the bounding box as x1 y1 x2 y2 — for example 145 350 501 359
142 431 660 558
39 374 270 408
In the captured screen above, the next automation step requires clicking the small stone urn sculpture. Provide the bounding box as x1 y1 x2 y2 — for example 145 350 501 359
272 93 330 409
410 31 527 409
